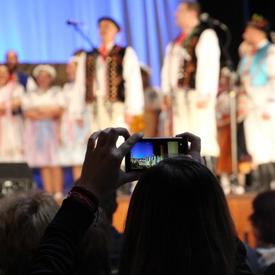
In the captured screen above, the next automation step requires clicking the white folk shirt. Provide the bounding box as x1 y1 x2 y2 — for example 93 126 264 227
62 81 86 120
0 83 24 162
77 43 144 116
22 86 64 110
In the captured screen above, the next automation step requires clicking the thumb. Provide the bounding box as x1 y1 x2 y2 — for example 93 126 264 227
117 171 143 188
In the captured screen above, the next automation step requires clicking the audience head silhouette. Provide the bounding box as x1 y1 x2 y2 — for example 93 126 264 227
120 156 237 275
0 192 59 275
250 190 275 247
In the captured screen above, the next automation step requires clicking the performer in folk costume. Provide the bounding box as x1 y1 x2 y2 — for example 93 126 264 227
239 15 275 191
5 50 35 90
59 57 91 181
22 65 64 201
161 2 220 170
76 17 144 133
0 65 24 162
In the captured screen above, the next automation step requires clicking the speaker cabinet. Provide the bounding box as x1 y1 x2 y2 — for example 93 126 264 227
0 163 34 196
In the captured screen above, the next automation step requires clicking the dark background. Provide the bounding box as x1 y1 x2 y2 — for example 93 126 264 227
199 0 275 68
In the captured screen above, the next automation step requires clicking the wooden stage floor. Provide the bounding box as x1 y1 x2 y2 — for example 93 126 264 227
113 193 257 247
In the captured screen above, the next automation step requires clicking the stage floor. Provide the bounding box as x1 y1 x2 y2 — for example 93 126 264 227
113 193 257 247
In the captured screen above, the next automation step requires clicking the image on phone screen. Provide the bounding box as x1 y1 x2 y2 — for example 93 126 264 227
126 138 184 171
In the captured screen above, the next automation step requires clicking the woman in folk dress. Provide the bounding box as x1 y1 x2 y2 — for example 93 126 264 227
59 57 91 180
22 65 64 201
0 65 24 162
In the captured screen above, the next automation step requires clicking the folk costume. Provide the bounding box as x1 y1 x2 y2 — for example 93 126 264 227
0 82 24 162
161 25 220 159
22 65 64 168
239 16 275 190
76 18 144 132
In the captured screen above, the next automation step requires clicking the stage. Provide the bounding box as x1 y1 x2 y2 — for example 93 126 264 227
113 193 257 247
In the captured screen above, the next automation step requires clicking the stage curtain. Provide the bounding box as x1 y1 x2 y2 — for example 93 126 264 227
0 0 182 86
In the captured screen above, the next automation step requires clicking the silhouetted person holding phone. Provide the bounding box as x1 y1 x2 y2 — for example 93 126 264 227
29 128 252 275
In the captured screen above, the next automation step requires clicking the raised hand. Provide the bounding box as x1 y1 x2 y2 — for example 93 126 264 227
78 127 143 201
176 132 202 163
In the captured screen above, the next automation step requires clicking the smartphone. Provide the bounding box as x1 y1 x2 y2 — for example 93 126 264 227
125 137 187 172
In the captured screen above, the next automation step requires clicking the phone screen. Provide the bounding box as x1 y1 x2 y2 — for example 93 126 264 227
125 138 186 171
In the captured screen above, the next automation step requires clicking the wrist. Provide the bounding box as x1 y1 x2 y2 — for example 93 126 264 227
67 186 99 213
76 179 103 201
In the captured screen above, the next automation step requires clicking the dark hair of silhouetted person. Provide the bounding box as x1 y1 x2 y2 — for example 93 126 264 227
250 190 275 246
0 192 59 275
119 156 237 275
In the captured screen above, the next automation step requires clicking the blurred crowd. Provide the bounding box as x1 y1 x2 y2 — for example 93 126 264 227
0 49 161 201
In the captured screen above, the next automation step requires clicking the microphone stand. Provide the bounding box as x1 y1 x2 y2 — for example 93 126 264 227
69 24 94 50
221 28 241 190
229 77 239 187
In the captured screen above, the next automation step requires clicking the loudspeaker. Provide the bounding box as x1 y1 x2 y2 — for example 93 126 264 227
0 163 34 197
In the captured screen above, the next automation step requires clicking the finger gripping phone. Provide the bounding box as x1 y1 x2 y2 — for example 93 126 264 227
125 137 186 171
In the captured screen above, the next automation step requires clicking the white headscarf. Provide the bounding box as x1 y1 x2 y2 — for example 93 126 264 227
33 64 57 79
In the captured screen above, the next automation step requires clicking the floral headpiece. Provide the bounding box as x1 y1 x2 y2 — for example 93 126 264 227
247 14 270 34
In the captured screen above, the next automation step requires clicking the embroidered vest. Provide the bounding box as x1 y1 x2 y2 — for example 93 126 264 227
85 45 127 102
177 26 206 89
247 43 270 87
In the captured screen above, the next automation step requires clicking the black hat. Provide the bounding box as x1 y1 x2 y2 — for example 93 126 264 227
98 17 121 31
247 14 270 35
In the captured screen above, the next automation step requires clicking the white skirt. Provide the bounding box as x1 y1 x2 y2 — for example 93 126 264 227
172 89 219 157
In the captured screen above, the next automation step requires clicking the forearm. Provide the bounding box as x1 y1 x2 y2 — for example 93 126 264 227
0 101 21 114
24 110 43 120
25 108 62 119
10 99 22 113
29 195 96 275
38 107 63 119
0 104 6 116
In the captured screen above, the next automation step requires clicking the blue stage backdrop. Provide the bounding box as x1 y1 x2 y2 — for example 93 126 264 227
0 0 182 86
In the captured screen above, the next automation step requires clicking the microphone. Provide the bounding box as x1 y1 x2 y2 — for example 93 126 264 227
66 19 84 26
200 13 228 31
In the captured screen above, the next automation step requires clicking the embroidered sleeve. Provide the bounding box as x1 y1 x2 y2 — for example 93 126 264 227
161 43 174 95
195 29 220 99
123 47 144 115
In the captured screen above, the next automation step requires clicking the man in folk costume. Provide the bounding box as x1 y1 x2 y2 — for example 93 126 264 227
239 15 275 191
161 2 220 170
76 17 144 133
